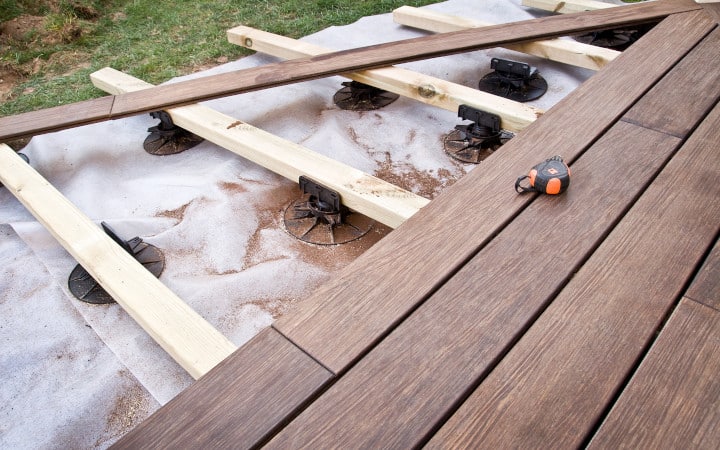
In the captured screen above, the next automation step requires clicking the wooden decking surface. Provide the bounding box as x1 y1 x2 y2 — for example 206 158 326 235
113 2 720 448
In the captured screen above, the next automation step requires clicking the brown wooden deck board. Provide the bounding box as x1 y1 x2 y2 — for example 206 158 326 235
274 8 715 375
622 26 720 137
0 0 702 142
264 121 684 447
588 298 720 449
685 239 720 310
424 99 720 449
110 327 332 449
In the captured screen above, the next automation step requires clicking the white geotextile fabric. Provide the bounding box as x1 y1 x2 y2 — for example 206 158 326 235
0 0 627 447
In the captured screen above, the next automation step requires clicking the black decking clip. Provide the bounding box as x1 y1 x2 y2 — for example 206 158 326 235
443 105 513 164
283 176 373 245
68 222 165 304
478 58 548 102
143 110 203 155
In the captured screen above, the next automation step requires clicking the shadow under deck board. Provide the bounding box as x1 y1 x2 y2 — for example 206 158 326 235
274 8 716 374
0 0 702 142
425 99 720 449
588 298 720 448
111 327 332 449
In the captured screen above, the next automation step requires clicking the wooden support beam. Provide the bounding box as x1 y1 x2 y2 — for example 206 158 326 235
522 0 616 14
227 26 542 133
392 6 620 71
0 143 237 379
91 68 427 228
0 0 700 142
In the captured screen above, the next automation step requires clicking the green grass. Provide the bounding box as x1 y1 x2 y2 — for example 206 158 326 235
0 0 437 117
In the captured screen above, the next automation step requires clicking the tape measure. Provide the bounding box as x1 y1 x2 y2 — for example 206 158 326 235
515 156 570 195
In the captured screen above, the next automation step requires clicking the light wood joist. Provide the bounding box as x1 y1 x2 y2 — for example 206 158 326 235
392 6 620 70
91 68 427 229
0 143 237 379
0 0 701 142
522 0 616 13
227 26 542 132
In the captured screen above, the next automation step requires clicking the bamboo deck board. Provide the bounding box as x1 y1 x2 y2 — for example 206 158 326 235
274 8 716 374
0 1 708 447
685 239 720 310
425 99 720 449
588 298 720 448
112 327 332 448
266 120 684 448
622 26 720 137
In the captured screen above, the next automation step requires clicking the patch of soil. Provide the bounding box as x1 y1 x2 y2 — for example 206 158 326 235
0 15 46 43
0 65 22 102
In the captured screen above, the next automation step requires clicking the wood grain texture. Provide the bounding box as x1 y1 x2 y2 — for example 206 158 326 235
392 6 620 70
700 2 720 21
91 67 428 229
589 299 720 449
265 121 683 448
425 100 720 449
274 9 715 374
227 26 542 133
0 0 701 141
622 27 720 137
111 327 332 449
685 239 720 310
0 143 237 379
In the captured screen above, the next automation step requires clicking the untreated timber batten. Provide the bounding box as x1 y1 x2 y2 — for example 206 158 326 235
0 143 237 379
227 26 542 132
392 6 620 71
0 0 701 142
91 67 428 228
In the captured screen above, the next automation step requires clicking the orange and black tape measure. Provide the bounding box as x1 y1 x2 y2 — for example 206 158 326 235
515 155 570 195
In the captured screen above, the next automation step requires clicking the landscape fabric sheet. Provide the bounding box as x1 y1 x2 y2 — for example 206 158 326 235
0 0 626 447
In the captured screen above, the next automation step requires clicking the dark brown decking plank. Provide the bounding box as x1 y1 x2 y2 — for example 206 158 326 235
0 96 115 142
622 26 720 137
425 100 720 449
0 0 702 142
274 9 715 374
588 298 720 449
264 120 683 448
684 238 720 311
111 327 332 449
700 2 720 23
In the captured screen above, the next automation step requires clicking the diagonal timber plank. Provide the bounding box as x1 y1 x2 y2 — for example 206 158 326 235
226 26 542 133
392 6 620 71
0 143 237 379
111 327 333 449
0 0 701 142
274 9 716 374
91 68 428 229
426 100 720 449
